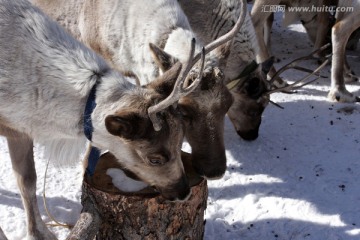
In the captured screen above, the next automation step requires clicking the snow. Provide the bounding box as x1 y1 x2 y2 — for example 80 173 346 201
107 168 148 192
1 9 360 240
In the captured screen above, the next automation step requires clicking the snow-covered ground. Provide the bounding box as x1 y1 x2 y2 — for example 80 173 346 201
1 7 360 240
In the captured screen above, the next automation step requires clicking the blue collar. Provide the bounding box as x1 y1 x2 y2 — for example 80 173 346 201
84 82 101 176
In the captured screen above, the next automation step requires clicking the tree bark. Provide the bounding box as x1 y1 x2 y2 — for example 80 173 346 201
79 152 208 240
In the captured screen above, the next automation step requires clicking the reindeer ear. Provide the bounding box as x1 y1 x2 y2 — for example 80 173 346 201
261 57 274 75
147 61 183 95
149 43 178 72
105 113 147 140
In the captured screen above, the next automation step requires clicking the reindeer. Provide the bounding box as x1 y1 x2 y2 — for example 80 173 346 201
180 0 335 141
0 0 205 239
251 0 360 102
250 0 335 85
327 0 360 102
178 0 274 140
32 0 249 179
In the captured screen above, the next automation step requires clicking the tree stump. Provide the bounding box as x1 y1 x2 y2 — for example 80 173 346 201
79 152 208 240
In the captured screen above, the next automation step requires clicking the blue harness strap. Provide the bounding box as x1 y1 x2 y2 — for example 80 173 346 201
86 146 101 176
84 82 101 176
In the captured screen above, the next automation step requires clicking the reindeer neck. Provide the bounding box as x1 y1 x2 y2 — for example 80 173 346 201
179 0 259 82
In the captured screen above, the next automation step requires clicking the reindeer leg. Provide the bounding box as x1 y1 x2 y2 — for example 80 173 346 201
251 0 287 88
7 134 57 240
328 15 360 102
313 11 330 62
344 56 360 83
264 12 281 63
251 0 278 63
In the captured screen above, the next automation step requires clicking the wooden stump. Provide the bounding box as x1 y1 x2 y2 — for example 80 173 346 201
79 152 208 240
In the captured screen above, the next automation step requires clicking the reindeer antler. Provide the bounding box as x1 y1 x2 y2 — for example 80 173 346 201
148 38 206 131
148 0 246 130
267 43 331 94
192 0 247 64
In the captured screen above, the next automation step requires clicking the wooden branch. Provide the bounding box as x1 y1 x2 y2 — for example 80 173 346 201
66 187 101 240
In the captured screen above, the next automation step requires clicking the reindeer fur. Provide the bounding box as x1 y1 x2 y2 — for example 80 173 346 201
251 0 360 102
0 1 191 239
33 0 238 179
328 0 360 102
179 0 271 140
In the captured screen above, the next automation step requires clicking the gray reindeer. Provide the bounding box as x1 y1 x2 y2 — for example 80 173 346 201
328 0 360 102
0 0 206 239
33 0 248 178
178 0 328 140
251 0 330 85
179 0 273 140
251 0 360 102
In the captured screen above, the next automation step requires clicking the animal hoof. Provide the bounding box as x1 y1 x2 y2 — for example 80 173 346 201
327 89 358 103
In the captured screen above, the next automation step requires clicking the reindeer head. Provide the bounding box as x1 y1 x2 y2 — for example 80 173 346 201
226 58 273 140
147 0 248 179
227 45 331 141
93 47 206 201
104 104 187 201
178 63 233 179
149 47 232 179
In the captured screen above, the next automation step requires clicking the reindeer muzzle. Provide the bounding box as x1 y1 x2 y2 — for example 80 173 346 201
192 152 227 180
157 175 191 201
237 128 259 141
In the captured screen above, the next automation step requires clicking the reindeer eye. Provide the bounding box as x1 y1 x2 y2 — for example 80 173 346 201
147 154 168 166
